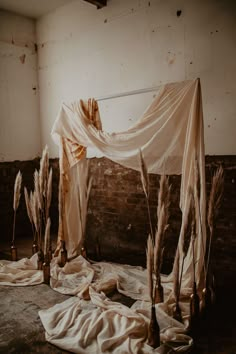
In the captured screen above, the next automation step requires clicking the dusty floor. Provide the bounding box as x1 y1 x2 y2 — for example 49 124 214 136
0 237 235 354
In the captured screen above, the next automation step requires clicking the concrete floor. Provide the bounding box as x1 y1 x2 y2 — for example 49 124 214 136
0 237 236 354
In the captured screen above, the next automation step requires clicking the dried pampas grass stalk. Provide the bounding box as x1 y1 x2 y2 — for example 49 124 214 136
173 248 180 303
44 218 51 256
24 187 33 224
32 191 40 246
206 165 224 277
178 187 196 300
12 170 22 243
24 187 36 241
39 145 49 199
157 174 171 222
194 157 206 279
13 171 22 211
146 234 154 303
34 170 42 210
154 175 171 290
139 149 149 199
139 149 154 240
46 168 52 220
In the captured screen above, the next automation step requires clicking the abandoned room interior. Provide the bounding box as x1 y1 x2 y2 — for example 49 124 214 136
0 0 235 353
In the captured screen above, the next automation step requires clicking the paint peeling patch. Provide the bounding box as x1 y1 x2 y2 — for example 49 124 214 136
176 10 182 17
166 52 176 65
19 54 26 64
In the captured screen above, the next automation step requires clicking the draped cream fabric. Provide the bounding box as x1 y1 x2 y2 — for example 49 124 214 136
39 287 193 354
0 254 193 352
0 254 43 285
52 78 206 289
0 78 206 353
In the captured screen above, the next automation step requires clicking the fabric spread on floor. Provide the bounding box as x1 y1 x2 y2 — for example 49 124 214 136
0 254 192 352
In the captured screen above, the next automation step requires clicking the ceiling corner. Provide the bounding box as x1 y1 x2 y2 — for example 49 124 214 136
83 0 107 10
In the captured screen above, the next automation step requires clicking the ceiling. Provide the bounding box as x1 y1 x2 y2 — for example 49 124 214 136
0 0 77 19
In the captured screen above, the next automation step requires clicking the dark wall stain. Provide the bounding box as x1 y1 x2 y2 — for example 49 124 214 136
176 10 182 17
19 54 26 64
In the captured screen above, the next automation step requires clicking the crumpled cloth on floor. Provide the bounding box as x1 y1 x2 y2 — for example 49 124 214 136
0 253 43 286
0 255 193 352
39 287 192 354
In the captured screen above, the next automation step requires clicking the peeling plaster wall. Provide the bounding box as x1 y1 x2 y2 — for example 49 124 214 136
0 10 41 161
37 0 236 157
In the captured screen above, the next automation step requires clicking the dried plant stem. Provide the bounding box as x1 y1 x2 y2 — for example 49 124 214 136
146 234 154 304
197 199 206 280
12 170 22 244
178 256 185 301
146 198 154 241
192 237 196 284
173 248 180 303
205 227 213 282
12 211 16 244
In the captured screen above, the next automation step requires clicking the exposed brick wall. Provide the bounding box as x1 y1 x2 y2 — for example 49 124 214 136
0 156 235 287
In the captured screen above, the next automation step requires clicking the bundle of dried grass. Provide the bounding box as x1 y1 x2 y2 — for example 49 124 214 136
23 147 53 255
12 170 22 244
206 165 224 277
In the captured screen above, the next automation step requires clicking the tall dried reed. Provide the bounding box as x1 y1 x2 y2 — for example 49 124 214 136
139 149 153 240
154 175 171 286
12 170 22 244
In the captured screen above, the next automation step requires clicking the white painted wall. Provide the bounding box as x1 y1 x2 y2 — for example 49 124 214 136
36 0 236 157
0 10 41 161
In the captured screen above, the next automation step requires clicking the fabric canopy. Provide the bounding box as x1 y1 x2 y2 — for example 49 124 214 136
0 78 206 353
52 78 206 289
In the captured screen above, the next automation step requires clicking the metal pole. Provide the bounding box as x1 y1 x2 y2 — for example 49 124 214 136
95 85 162 102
